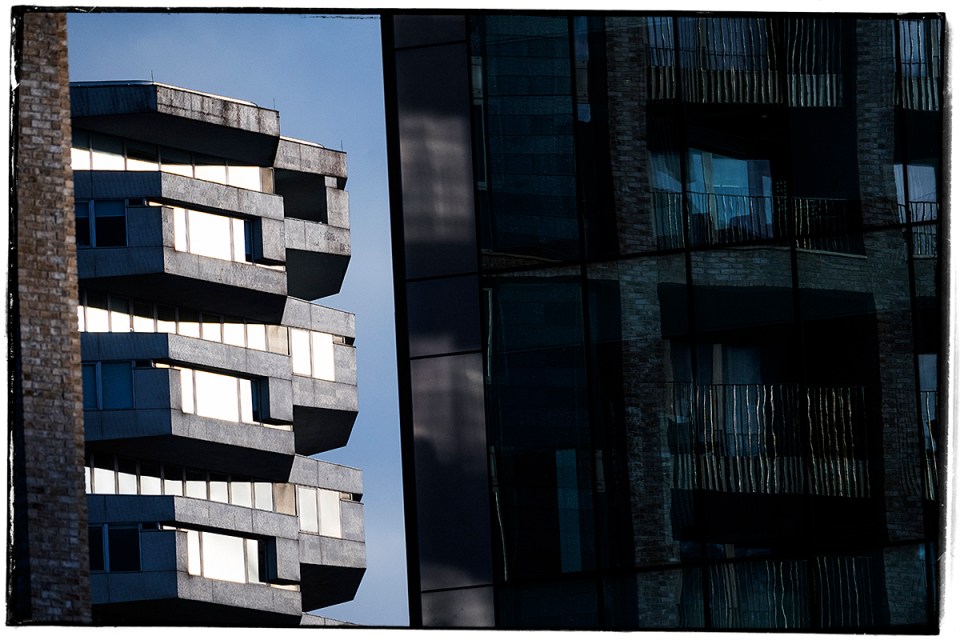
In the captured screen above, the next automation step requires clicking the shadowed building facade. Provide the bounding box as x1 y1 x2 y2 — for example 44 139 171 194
382 13 943 631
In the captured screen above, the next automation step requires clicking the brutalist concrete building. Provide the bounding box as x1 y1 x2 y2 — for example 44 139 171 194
383 13 944 631
68 80 364 625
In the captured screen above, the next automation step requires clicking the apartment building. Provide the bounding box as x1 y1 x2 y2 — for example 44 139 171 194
69 80 365 625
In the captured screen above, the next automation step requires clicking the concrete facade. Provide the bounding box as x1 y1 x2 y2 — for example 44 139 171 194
69 81 364 625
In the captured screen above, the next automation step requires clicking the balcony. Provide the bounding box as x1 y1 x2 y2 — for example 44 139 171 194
664 383 869 497
898 201 938 257
653 192 861 253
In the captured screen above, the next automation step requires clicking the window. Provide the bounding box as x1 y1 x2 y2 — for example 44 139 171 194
89 524 141 573
296 486 342 538
290 328 336 381
179 528 264 584
85 453 278 510
72 129 267 193
81 361 134 410
181 369 258 424
74 200 127 247
171 206 253 263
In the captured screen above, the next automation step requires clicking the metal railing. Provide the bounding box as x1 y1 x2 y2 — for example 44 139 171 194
652 192 860 252
664 383 869 497
898 201 939 257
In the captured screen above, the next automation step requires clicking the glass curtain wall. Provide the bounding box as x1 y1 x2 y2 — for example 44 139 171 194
464 13 942 631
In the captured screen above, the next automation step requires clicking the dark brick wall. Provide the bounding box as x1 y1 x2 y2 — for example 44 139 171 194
10 10 92 624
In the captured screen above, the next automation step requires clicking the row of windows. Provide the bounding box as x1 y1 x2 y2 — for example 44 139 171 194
80 359 291 430
78 290 345 381
86 453 355 537
72 128 270 193
90 522 294 589
75 198 266 269
86 453 277 510
179 366 268 427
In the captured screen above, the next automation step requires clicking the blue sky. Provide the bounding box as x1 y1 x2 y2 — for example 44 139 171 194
67 11 405 626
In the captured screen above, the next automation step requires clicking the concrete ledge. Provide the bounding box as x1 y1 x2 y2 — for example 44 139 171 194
274 137 346 180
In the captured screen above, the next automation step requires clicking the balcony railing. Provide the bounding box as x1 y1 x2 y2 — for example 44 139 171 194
898 201 939 257
664 383 869 497
920 390 938 500
645 17 844 107
653 192 861 252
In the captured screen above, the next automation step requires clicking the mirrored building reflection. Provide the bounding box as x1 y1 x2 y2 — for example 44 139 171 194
383 13 943 631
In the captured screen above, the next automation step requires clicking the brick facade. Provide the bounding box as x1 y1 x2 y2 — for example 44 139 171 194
10 10 91 624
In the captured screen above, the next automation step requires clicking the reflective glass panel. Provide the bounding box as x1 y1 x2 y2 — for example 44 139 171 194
163 464 184 496
160 146 193 177
254 482 274 511
187 210 233 261
185 469 206 499
318 489 342 538
178 308 200 338
89 132 125 170
132 301 155 332
139 461 162 495
209 473 229 503
186 529 201 575
223 318 246 346
247 324 267 351
173 207 188 252
312 332 336 381
85 291 109 332
228 165 262 191
232 218 247 262
179 368 195 414
245 539 260 583
201 531 246 583
116 458 138 494
298 487 319 533
201 312 222 342
231 481 253 508
92 461 115 494
109 296 130 332
125 139 159 171
291 329 311 376
239 379 255 424
194 370 240 422
194 154 228 185
157 304 177 333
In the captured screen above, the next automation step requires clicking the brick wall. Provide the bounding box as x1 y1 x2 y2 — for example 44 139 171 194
10 10 91 624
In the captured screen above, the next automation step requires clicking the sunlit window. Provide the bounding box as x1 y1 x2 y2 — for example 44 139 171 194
296 486 343 538
171 206 252 263
72 128 268 193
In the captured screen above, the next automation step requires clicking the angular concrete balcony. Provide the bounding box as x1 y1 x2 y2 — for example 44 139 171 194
289 457 366 611
282 299 358 454
274 137 351 299
82 333 297 479
72 81 281 167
